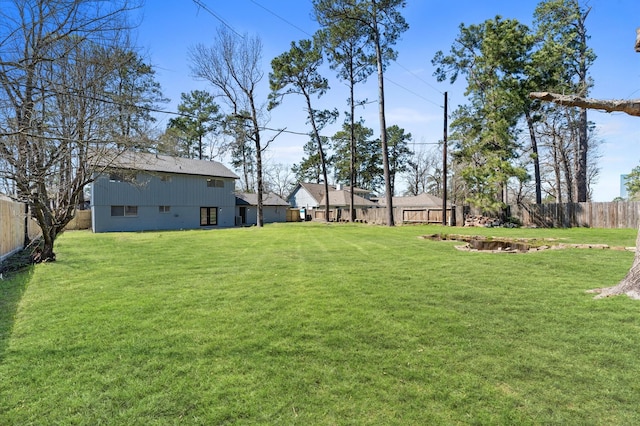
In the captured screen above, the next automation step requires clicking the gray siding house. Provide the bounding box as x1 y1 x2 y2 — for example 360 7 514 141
235 192 290 225
91 151 239 232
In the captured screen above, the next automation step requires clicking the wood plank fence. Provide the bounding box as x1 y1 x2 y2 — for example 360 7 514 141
512 202 640 229
0 197 42 262
64 210 92 230
312 207 458 226
312 201 640 229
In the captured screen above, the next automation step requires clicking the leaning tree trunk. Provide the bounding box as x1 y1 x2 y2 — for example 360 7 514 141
588 230 640 299
530 41 640 298
529 92 640 117
531 27 640 298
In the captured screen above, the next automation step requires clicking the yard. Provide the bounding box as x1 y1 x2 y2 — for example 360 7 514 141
1 223 640 424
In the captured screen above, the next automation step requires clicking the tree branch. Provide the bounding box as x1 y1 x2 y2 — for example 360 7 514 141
529 92 640 117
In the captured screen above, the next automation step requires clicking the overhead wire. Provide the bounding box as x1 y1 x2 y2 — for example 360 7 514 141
192 0 244 38
248 0 313 38
186 0 449 144
247 0 444 108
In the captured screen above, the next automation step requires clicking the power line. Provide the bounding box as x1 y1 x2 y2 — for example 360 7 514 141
192 0 244 38
258 125 442 145
245 1 443 108
249 0 313 37
7 82 193 118
393 61 444 96
385 77 443 108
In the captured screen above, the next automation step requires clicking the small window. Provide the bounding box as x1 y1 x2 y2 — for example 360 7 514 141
160 175 172 182
200 207 217 226
109 172 136 182
206 178 224 188
159 205 171 213
111 205 124 216
111 205 138 217
109 173 124 182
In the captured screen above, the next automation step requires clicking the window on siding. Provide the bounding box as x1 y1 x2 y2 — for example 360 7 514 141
200 207 217 226
111 205 138 217
160 175 172 182
109 172 136 182
109 173 124 182
159 205 171 213
206 178 224 188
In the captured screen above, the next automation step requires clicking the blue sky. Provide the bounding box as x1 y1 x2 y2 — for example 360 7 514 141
136 0 640 201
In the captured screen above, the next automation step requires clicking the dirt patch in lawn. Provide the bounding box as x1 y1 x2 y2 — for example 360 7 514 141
420 233 635 254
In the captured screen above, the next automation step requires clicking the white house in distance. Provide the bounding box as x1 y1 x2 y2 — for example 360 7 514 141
287 182 376 220
91 151 239 232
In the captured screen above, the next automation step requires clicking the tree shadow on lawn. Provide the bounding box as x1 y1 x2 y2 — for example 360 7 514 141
0 260 35 363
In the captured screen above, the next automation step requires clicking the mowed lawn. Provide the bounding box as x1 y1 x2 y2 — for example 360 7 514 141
2 223 640 424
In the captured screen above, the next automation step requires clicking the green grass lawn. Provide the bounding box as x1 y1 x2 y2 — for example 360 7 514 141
1 223 640 424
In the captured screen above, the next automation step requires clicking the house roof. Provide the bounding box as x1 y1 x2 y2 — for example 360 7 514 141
293 182 370 199
235 192 290 206
376 193 447 207
291 182 372 205
95 150 239 179
292 183 375 208
317 191 376 208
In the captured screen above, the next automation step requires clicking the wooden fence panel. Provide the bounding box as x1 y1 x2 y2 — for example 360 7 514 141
511 202 640 229
0 197 25 261
64 210 92 230
267 202 640 229
308 207 455 226
1 197 44 262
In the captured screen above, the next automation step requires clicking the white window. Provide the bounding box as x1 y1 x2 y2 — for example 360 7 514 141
159 205 171 213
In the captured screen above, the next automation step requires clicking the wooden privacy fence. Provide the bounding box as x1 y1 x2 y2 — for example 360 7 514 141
311 207 457 225
513 202 640 229
64 210 92 230
0 197 41 262
311 202 640 229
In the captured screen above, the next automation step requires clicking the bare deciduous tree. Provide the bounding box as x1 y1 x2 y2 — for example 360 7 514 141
0 0 154 262
404 146 439 196
263 162 296 200
189 28 269 227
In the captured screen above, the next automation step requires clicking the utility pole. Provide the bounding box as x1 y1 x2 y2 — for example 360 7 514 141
442 91 448 226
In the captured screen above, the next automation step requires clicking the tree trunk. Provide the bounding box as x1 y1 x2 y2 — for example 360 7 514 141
529 92 640 117
576 108 588 202
372 9 394 226
588 228 640 299
349 77 356 222
525 110 542 204
551 138 563 205
38 228 57 263
530 85 640 298
252 114 264 228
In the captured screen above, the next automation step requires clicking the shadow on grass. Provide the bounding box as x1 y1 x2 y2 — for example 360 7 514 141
0 261 34 364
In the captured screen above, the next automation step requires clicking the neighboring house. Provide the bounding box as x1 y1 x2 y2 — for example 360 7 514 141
288 182 375 210
376 192 445 208
235 192 290 225
91 151 239 232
